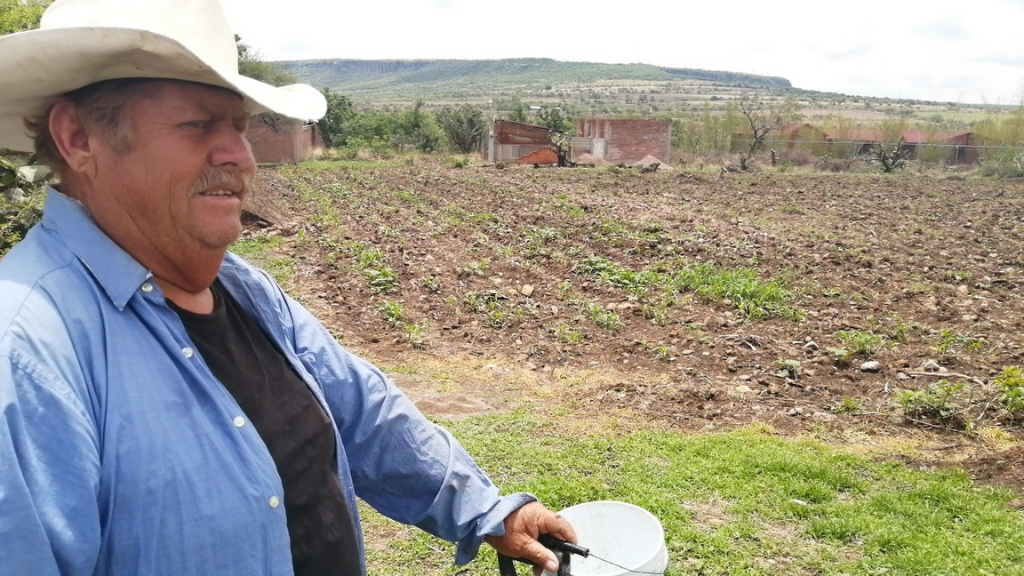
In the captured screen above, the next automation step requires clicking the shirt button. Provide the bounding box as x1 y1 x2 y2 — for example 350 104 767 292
141 282 154 293
233 416 245 428
269 496 280 508
182 347 194 359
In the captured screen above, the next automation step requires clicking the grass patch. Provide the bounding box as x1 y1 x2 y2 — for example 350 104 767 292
835 329 889 356
361 413 1024 575
673 263 800 320
573 257 798 320
231 234 284 258
230 235 294 284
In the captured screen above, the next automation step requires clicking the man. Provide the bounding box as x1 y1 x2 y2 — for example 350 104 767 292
0 0 575 574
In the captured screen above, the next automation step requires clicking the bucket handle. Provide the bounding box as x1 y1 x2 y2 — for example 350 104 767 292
497 535 587 576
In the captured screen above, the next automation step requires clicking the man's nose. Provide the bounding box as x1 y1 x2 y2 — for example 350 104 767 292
210 125 256 172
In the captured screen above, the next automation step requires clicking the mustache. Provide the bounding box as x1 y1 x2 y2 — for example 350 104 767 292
188 169 253 197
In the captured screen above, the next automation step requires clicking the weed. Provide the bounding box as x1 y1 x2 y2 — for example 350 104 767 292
416 276 443 293
641 304 669 326
932 328 984 357
403 322 427 348
391 188 420 203
894 380 971 428
352 242 386 268
907 282 936 294
463 259 488 276
555 325 585 345
580 301 622 332
231 234 284 257
463 290 508 314
556 280 573 300
525 226 560 245
365 268 399 294
944 270 973 283
486 309 510 329
673 263 799 320
834 396 864 415
823 287 842 299
575 256 662 295
935 329 959 356
377 300 404 325
995 366 1024 419
834 330 887 356
775 358 801 379
655 346 676 362
550 194 586 218
888 316 915 343
827 347 852 362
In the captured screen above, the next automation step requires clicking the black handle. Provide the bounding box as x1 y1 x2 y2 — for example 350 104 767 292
497 535 586 576
497 550 570 576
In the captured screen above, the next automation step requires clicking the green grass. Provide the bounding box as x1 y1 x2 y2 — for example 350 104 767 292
230 236 294 284
835 329 889 356
673 263 800 320
361 413 1024 576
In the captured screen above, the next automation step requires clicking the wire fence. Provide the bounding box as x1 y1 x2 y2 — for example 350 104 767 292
739 138 1023 165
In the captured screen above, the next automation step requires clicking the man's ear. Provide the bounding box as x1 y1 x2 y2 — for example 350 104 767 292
48 101 99 179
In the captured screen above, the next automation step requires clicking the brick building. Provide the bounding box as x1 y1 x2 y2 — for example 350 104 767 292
572 119 672 164
487 120 556 164
246 114 322 164
823 129 981 165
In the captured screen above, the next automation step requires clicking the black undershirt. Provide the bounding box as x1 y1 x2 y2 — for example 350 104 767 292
169 281 362 575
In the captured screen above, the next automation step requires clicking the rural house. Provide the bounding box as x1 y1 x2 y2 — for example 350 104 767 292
823 129 981 165
572 119 672 164
730 123 825 153
247 114 322 164
487 119 560 165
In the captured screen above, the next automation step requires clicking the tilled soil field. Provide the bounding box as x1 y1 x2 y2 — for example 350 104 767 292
244 161 1024 495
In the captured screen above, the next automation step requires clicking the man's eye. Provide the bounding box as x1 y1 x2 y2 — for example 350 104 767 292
183 120 211 129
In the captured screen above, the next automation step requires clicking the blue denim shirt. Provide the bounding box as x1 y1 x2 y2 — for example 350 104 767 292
0 189 533 575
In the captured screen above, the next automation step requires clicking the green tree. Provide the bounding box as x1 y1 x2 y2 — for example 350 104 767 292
318 88 358 148
436 105 485 153
505 96 528 123
537 106 573 133
235 35 297 87
0 0 49 35
395 100 443 153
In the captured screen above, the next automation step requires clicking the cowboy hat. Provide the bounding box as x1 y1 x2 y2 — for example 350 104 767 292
0 0 327 152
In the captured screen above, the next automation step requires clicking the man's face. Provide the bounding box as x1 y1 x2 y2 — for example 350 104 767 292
87 81 255 257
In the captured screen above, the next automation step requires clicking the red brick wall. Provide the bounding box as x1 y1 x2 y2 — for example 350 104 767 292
246 115 321 164
493 120 552 145
577 119 672 164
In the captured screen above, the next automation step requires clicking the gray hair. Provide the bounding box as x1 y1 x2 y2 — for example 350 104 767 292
23 78 167 174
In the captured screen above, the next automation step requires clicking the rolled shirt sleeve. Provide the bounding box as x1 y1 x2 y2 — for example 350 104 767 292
276 284 535 565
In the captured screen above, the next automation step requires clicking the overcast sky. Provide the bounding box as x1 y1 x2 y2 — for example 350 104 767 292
220 0 1024 105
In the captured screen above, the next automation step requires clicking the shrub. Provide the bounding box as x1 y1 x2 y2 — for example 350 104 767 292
894 380 970 429
1 155 50 257
995 366 1024 420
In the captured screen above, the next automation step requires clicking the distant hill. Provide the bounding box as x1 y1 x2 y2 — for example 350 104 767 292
279 58 792 104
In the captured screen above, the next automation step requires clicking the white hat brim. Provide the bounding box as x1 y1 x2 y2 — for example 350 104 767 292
0 27 326 152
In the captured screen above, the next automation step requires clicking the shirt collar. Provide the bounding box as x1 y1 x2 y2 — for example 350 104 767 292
42 187 153 311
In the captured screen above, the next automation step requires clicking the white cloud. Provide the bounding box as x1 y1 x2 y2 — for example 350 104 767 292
219 0 1024 103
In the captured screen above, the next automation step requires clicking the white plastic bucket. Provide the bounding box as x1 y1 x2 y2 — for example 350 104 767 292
543 500 668 576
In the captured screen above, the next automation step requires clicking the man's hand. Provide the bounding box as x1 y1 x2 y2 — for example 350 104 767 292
485 501 578 575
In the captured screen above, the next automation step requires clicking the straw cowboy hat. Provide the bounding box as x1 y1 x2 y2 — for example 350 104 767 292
0 0 327 153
